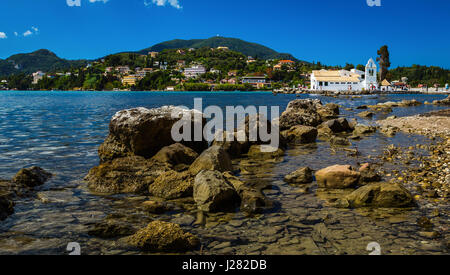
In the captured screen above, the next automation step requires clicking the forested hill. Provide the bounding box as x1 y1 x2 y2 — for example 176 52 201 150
137 36 300 61
0 49 88 76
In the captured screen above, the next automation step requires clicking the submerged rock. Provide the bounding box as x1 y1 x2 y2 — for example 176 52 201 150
433 95 450 106
127 221 199 252
98 106 208 162
188 146 233 175
358 111 375 118
85 156 171 194
315 165 360 189
284 167 314 184
0 195 14 221
13 166 52 188
149 170 194 199
88 220 135 239
247 145 285 159
193 170 239 212
141 200 171 214
344 182 415 208
281 125 318 144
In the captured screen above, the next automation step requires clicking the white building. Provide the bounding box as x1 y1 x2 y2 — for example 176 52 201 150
184 65 206 78
32 71 45 84
310 58 378 92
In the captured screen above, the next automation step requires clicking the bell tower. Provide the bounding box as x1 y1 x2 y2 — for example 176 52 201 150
365 58 378 90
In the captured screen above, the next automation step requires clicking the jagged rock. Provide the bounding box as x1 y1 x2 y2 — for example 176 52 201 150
151 143 199 166
149 170 194 199
193 170 239 212
279 99 324 130
344 182 415 208
212 131 251 158
98 106 208 162
127 221 199 252
188 146 233 175
281 126 318 144
315 165 360 189
85 156 171 194
380 125 400 137
320 118 352 133
13 166 52 188
284 167 313 184
222 172 271 214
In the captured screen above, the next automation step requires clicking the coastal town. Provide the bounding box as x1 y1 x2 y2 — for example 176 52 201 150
1 46 449 94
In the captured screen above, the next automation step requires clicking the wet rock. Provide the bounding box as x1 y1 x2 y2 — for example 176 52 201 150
315 165 360 189
0 195 14 221
247 145 285 159
149 170 194 199
98 106 208 162
380 125 399 137
85 156 171 194
150 143 199 166
279 99 324 130
193 170 239 212
37 190 80 204
141 200 171 214
344 182 415 208
330 136 351 146
188 146 233 175
13 166 52 188
320 118 352 133
433 95 450 106
88 220 135 239
399 99 422 107
127 221 199 252
358 111 375 118
353 124 377 136
284 167 313 184
281 126 318 144
212 131 251 158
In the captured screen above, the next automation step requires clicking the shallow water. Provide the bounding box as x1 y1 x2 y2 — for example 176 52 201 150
0 91 448 255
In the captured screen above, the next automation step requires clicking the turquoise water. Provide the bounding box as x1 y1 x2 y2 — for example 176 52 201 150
0 91 448 255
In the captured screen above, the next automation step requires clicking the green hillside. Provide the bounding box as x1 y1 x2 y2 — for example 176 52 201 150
138 37 301 61
0 49 88 76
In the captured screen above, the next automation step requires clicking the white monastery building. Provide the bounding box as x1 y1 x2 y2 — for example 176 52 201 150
310 58 378 92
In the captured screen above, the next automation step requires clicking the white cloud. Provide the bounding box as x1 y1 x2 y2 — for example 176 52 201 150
145 0 182 9
0 32 7 39
32 26 39 32
14 32 18 36
89 0 109 3
23 30 33 37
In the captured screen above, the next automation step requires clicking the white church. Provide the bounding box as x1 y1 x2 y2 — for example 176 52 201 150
310 58 379 92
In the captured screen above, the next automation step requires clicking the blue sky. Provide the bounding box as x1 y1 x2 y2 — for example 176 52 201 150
0 0 449 68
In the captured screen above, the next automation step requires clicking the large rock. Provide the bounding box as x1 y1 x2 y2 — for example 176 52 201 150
193 170 239 212
149 170 194 199
223 172 271 214
151 143 199 166
320 118 352 133
127 221 199 252
284 167 313 184
85 156 171 194
279 99 324 130
13 167 52 188
318 103 340 120
315 165 360 189
353 124 377 136
212 131 251 158
281 126 318 144
188 146 233 175
344 182 415 208
99 106 208 162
